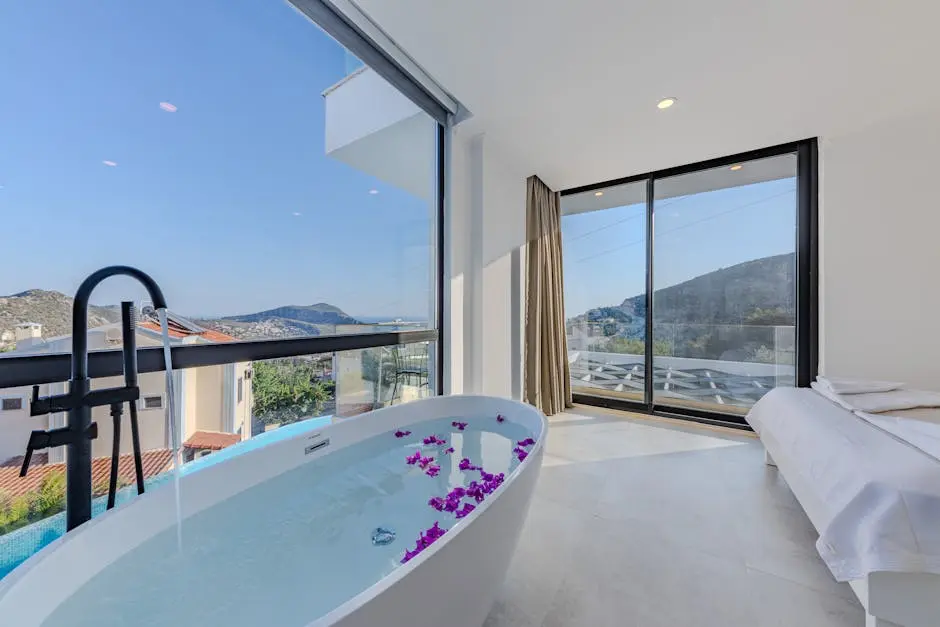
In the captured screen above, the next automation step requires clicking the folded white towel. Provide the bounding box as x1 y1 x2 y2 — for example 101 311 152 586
816 375 904 395
812 382 940 413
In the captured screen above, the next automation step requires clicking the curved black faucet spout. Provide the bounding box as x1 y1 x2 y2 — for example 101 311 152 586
22 266 167 531
72 266 167 380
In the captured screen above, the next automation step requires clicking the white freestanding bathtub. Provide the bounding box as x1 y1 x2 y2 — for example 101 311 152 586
0 395 546 627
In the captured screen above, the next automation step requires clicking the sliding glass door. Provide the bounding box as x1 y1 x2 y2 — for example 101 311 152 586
560 141 815 424
652 154 797 415
562 181 648 403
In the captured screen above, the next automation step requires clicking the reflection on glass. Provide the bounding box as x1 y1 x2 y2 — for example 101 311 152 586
561 180 648 403
334 343 434 417
652 154 798 414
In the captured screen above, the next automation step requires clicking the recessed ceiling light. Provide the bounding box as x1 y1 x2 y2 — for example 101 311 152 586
594 191 604 197
159 102 178 113
369 189 379 195
657 97 676 109
729 164 743 171
102 160 117 167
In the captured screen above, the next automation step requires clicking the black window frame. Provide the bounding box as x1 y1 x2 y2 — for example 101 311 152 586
0 2 448 397
562 138 818 429
0 397 23 412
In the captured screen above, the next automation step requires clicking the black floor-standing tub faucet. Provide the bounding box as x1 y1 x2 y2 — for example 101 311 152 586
19 266 167 531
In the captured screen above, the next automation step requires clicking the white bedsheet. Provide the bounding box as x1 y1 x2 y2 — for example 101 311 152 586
748 388 940 582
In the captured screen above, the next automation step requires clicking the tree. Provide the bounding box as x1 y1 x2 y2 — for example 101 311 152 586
590 336 672 356
0 470 67 535
252 360 333 426
29 471 65 518
744 307 792 326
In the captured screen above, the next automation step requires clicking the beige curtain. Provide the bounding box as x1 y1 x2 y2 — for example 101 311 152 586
524 175 573 416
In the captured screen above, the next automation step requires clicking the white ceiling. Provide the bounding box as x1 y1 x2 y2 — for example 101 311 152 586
351 0 940 190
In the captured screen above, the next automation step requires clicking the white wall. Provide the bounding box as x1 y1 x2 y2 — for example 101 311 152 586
447 130 527 399
819 108 940 390
446 106 940 400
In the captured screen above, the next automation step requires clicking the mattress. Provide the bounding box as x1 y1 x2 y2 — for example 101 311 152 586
747 387 940 581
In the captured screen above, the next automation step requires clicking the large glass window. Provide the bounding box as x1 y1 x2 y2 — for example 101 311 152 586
0 0 444 576
0 0 439 340
561 144 813 422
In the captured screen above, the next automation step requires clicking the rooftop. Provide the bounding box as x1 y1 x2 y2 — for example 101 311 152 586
0 450 173 500
183 431 241 452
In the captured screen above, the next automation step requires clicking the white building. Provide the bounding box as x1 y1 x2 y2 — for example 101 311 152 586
0 316 251 467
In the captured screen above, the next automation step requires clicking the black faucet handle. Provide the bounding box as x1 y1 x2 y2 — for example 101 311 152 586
18 425 95 477
29 385 43 415
20 430 48 477
30 386 79 416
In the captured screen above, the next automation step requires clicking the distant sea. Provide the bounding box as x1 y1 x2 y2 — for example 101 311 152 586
355 316 428 324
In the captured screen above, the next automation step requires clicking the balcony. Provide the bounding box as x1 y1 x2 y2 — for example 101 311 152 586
323 65 435 201
569 324 795 414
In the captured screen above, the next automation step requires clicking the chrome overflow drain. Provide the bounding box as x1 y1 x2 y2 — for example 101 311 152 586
372 527 396 546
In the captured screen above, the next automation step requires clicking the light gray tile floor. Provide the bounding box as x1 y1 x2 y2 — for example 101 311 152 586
484 405 864 627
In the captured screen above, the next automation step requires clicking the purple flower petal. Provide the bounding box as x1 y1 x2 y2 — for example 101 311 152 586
426 465 441 478
517 450 528 462
455 503 476 519
451 421 468 431
517 438 536 447
428 496 445 511
496 414 505 423
406 451 422 465
395 430 412 438
419 456 435 469
443 447 455 455
400 523 449 564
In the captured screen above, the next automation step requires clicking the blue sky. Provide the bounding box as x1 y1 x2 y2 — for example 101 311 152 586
0 0 434 320
563 177 797 316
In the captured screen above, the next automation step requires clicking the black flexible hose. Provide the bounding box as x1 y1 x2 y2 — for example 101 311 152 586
107 402 122 509
122 302 145 495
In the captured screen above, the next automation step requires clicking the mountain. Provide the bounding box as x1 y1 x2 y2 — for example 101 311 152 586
221 303 359 326
569 253 796 362
618 252 795 325
195 303 360 341
195 317 324 341
0 289 121 348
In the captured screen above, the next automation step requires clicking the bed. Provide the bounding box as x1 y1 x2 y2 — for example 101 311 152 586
747 387 940 627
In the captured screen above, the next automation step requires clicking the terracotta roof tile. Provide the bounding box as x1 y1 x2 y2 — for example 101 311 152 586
138 320 235 343
0 450 173 500
183 430 241 451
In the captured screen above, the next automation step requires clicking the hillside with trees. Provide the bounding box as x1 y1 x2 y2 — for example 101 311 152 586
0 290 120 351
571 252 795 363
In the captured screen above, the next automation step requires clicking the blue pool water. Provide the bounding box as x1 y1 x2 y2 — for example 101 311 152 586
0 416 334 581
43 416 533 627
